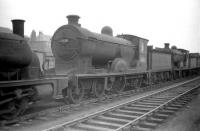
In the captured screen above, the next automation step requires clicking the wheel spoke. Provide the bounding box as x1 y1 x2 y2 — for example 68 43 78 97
1 98 28 120
112 77 125 93
65 82 85 104
92 79 104 98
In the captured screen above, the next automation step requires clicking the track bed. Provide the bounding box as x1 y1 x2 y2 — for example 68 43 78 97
1 77 200 131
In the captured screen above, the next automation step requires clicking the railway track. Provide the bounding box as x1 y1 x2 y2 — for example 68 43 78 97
42 77 200 131
0 77 200 131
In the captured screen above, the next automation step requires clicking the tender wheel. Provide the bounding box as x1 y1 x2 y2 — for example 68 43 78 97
112 77 126 93
1 98 28 120
66 83 84 104
92 79 105 98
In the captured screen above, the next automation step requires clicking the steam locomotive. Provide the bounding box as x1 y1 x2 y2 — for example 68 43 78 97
0 15 200 120
0 20 42 119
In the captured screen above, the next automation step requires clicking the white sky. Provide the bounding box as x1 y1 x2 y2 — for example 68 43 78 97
0 0 200 52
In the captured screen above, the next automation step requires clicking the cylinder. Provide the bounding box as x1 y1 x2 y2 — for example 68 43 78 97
11 19 25 37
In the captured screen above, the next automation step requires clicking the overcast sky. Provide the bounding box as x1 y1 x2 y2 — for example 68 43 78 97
0 0 200 52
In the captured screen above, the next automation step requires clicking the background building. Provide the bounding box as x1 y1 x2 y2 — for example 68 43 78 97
28 30 55 71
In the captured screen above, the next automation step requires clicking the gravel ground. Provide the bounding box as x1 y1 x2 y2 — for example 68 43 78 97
155 89 200 131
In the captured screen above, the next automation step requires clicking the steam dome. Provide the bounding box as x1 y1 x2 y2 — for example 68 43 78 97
101 26 113 36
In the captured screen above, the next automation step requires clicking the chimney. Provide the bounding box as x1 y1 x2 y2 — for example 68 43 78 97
148 45 153 51
164 43 170 49
11 19 25 37
66 15 80 26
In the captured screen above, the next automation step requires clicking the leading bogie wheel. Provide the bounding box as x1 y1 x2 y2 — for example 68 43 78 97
66 82 85 104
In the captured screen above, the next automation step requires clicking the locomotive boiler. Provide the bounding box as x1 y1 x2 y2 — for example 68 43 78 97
51 15 139 75
171 46 189 68
0 20 33 80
